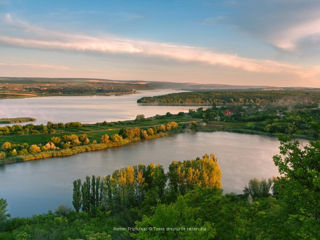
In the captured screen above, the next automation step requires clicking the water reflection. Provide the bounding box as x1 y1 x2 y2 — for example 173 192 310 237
0 132 284 217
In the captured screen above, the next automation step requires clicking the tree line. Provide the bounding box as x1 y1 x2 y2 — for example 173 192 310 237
137 90 320 106
72 153 221 215
0 121 82 136
0 122 179 161
0 139 320 239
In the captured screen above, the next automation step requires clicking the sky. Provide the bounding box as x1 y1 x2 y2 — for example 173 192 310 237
0 0 320 87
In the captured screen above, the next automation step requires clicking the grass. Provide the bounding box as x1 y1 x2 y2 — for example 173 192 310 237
0 114 200 145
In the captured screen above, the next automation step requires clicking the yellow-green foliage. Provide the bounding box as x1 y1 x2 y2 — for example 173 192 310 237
74 153 220 215
29 144 41 153
50 136 61 145
110 134 123 143
62 134 81 145
1 142 11 151
169 153 222 194
100 134 109 143
1 122 179 163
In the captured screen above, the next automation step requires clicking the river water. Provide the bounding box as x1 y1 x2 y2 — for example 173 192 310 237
0 89 197 125
0 90 285 217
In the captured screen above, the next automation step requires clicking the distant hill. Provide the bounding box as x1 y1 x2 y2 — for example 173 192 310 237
0 77 318 94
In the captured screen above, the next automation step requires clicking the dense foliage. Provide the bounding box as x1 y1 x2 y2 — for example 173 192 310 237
71 154 221 216
187 104 320 139
0 121 179 163
137 90 320 106
1 139 320 239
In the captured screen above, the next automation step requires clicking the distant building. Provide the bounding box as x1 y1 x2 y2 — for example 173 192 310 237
223 109 235 116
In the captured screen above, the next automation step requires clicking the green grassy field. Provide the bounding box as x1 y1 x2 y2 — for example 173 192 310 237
0 114 199 145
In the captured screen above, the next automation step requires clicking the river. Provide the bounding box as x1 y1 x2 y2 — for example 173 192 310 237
0 89 198 125
0 90 284 217
0 132 282 217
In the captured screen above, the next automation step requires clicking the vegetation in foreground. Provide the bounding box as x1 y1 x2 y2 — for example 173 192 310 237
0 118 36 124
0 139 319 239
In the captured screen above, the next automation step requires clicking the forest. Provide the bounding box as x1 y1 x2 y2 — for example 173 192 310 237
0 138 319 239
137 89 320 106
188 104 320 139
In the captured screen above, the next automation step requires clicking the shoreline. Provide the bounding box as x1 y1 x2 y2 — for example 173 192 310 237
0 91 137 101
0 132 172 165
1 128 313 165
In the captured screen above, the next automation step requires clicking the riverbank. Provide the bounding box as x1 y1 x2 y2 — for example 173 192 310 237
1 107 317 165
2 132 170 164
196 122 316 140
0 117 36 124
0 117 183 164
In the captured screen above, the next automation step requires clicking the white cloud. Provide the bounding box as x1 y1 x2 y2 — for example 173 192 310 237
0 13 319 80
270 17 320 50
219 0 320 53
0 62 70 70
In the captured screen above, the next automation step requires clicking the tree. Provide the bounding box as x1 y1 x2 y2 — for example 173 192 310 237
82 176 91 213
79 134 90 144
273 138 320 237
10 149 17 156
29 144 41 153
0 151 5 160
135 114 145 121
1 142 11 151
133 196 216 240
111 134 123 143
73 179 82 212
147 128 154 136
100 134 110 143
0 198 9 230
50 136 61 145
243 178 273 198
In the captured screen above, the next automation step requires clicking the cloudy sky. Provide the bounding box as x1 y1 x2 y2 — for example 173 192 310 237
0 0 320 87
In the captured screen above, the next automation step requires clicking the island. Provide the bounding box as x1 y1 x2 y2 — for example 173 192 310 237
1 99 320 164
0 117 36 124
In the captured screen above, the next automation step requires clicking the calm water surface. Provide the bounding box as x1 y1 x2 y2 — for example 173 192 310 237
0 132 282 217
0 89 197 124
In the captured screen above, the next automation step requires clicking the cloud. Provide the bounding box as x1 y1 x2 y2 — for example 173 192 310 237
0 13 319 79
217 0 320 52
0 62 70 70
270 17 320 50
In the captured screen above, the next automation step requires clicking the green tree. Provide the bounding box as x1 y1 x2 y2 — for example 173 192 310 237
243 178 273 198
273 138 320 238
135 114 145 121
134 196 216 240
0 198 9 230
73 179 82 212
